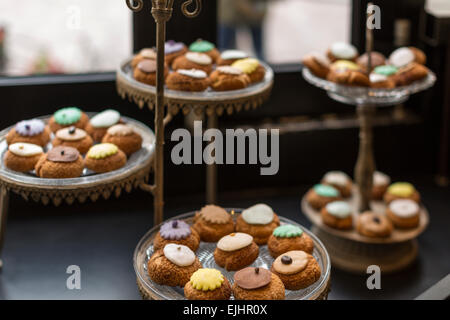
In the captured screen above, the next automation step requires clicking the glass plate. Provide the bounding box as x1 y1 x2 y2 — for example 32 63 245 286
0 113 155 188
302 67 436 106
133 209 331 300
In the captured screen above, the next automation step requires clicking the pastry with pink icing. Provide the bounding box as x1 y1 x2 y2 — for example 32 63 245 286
214 232 259 271
102 124 143 156
386 199 420 229
6 119 51 147
164 40 188 65
131 47 157 69
153 219 201 252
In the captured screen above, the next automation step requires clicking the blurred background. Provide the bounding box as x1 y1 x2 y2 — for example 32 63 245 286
0 0 350 76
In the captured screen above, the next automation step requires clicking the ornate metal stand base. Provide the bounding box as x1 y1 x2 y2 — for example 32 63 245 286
312 227 418 274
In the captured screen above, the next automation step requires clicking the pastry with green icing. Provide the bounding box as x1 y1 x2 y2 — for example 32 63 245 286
48 107 89 133
84 143 127 173
267 224 314 258
188 39 220 62
384 182 420 204
306 183 341 210
321 201 353 230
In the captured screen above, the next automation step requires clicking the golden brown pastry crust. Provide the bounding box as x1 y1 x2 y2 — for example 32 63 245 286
165 46 188 65
48 112 89 133
409 47 426 65
214 242 259 271
302 55 330 79
35 154 84 178
202 48 220 63
84 149 127 173
4 151 43 172
172 55 213 74
321 179 352 198
184 277 232 300
372 184 388 200
327 69 370 86
392 62 428 86
370 77 396 89
235 214 280 245
153 228 200 252
320 207 353 230
192 211 235 242
247 64 266 83
166 72 210 92
51 135 93 154
133 62 169 86
267 233 314 258
6 126 51 147
147 250 202 287
102 132 143 156
356 211 393 238
271 254 321 290
232 273 285 300
216 57 240 66
306 188 341 211
383 190 420 204
209 70 251 91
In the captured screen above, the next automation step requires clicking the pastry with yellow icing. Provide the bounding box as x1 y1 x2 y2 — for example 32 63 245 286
232 58 266 84
35 146 84 178
232 267 285 300
192 205 235 242
52 126 93 154
271 250 321 290
4 142 44 172
84 143 127 173
235 203 280 244
213 232 259 271
184 268 231 300
383 182 420 204
147 244 202 287
102 124 143 156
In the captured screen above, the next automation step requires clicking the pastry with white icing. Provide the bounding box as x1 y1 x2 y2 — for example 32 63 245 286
4 142 44 172
214 232 259 271
321 170 353 198
85 109 122 142
386 199 420 229
236 203 280 244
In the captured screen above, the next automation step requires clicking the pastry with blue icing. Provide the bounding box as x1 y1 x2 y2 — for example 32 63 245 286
306 183 341 210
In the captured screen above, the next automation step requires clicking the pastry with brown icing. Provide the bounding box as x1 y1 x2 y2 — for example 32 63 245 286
356 211 393 238
271 250 321 290
232 267 285 300
192 205 234 242
35 146 84 178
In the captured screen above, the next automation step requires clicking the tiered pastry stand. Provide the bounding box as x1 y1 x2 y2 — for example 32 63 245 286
134 209 331 300
117 60 273 205
301 67 435 273
0 114 155 270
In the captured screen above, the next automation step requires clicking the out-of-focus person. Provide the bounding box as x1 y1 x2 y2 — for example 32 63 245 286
0 27 5 74
218 0 268 59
